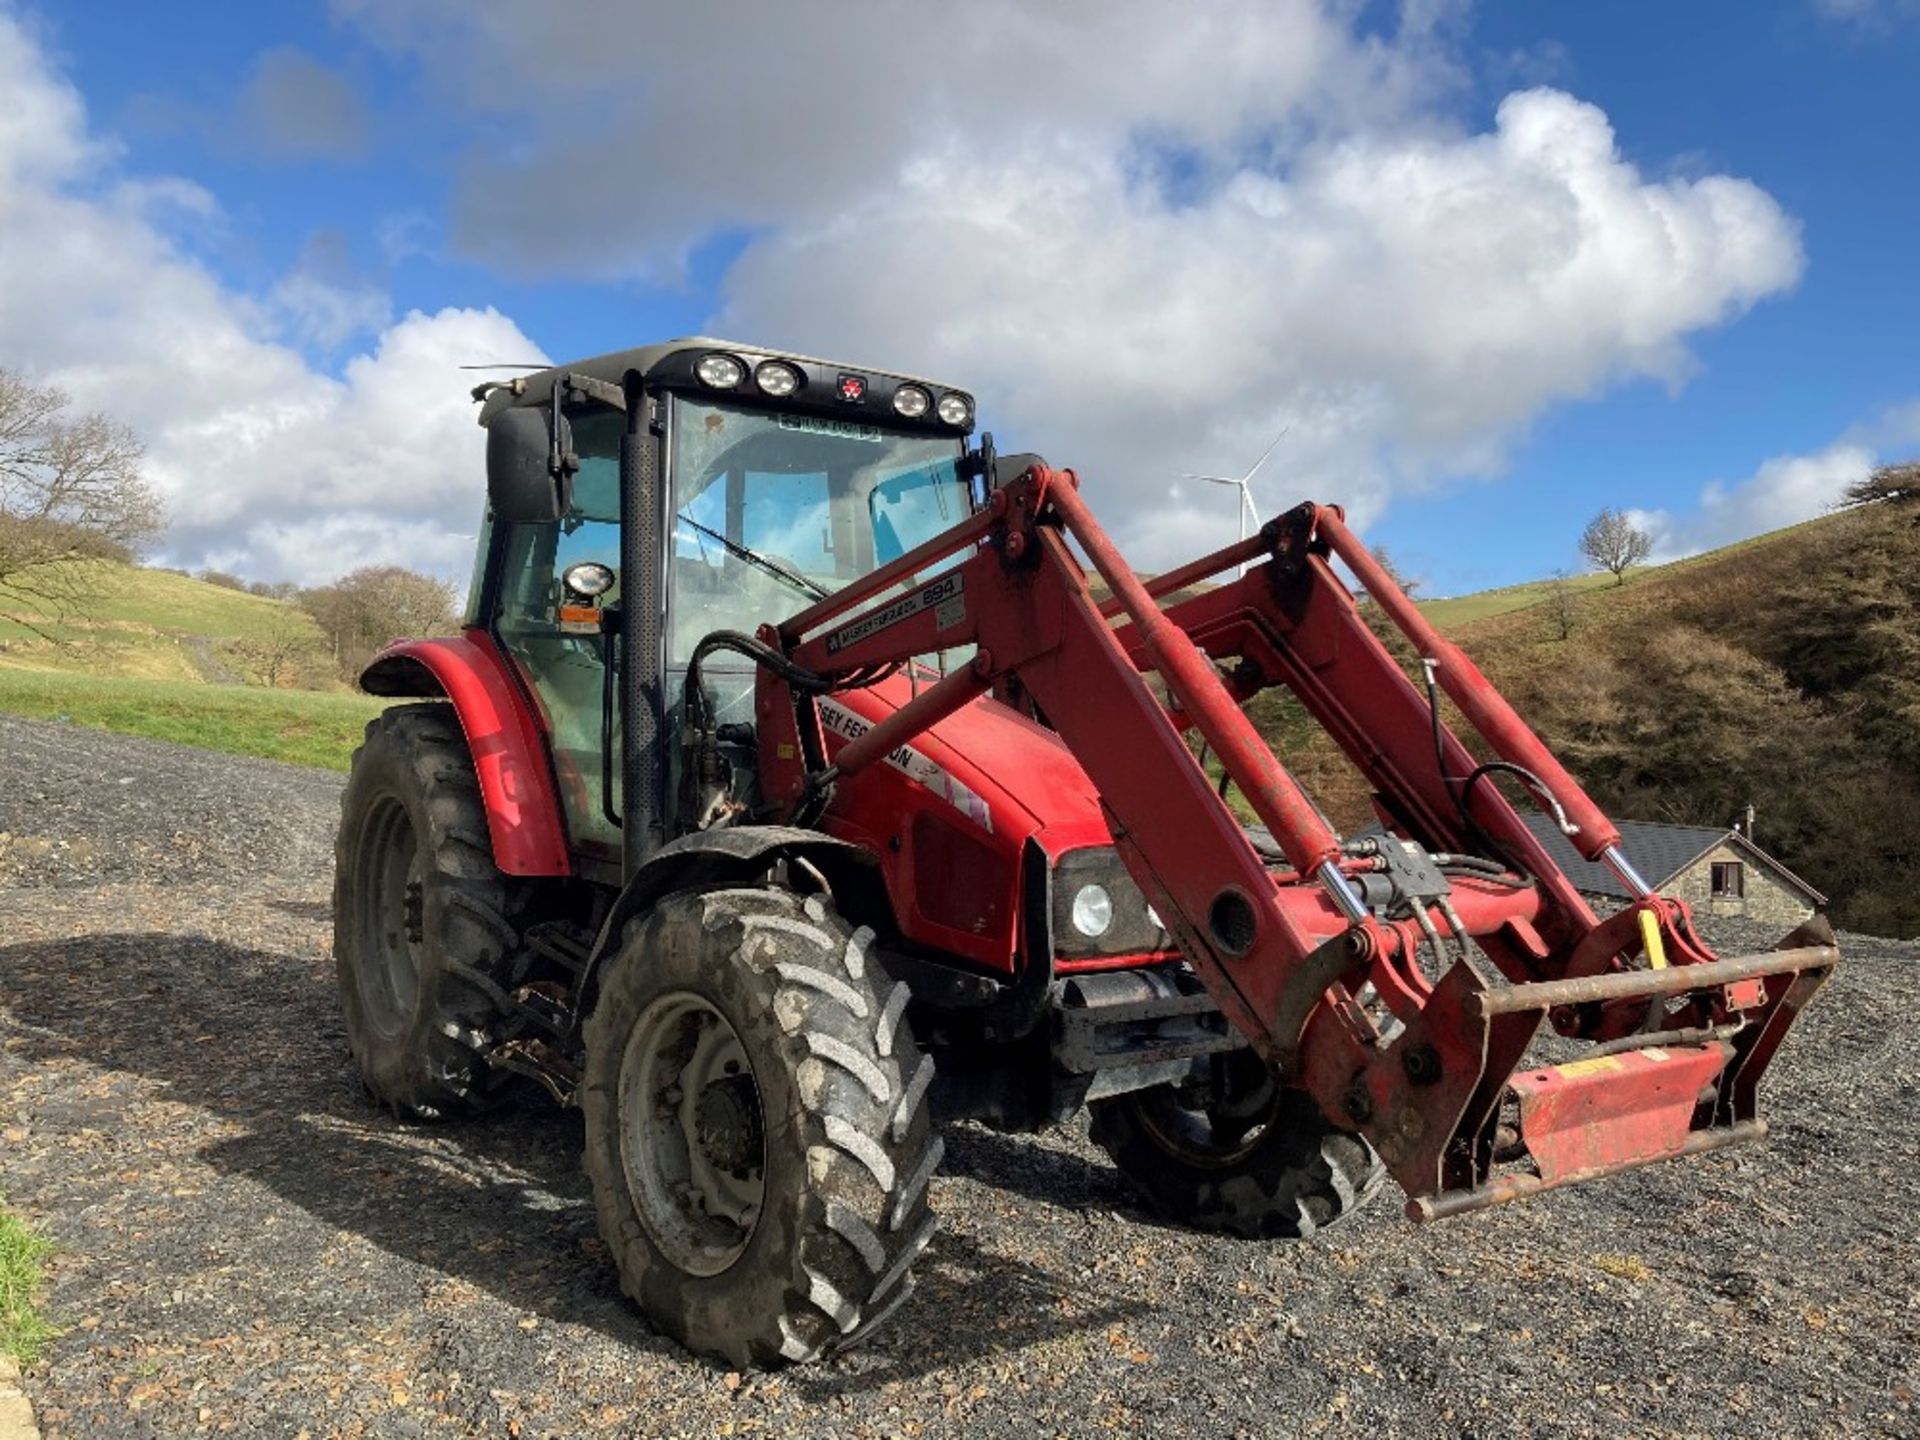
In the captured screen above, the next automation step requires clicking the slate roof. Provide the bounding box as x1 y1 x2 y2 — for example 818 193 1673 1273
1514 814 1826 905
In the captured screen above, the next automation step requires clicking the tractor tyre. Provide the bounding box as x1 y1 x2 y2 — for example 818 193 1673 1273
1089 1068 1384 1239
334 702 530 1120
581 887 939 1367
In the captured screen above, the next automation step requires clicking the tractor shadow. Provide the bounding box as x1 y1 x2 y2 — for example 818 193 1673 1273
0 930 1150 1386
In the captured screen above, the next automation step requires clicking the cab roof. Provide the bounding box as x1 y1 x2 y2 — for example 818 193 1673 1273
474 336 969 426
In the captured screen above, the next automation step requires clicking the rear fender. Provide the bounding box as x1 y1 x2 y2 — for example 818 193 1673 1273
359 629 571 876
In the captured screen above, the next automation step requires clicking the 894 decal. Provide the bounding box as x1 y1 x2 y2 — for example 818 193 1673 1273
824 571 965 655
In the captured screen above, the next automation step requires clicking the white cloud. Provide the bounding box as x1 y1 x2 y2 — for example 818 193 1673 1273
2 3 1813 585
269 270 393 350
0 7 95 185
269 232 393 349
1814 0 1920 24
714 89 1800 561
349 2 1804 568
1630 441 1875 559
0 11 544 584
343 0 1458 279
1631 401 1920 559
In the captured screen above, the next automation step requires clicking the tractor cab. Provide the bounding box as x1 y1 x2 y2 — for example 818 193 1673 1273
471 339 981 874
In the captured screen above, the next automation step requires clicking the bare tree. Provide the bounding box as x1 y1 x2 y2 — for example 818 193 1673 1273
301 565 459 678
229 611 328 689
1543 569 1579 641
1579 508 1652 585
1841 459 1920 508
1359 544 1421 601
0 369 164 618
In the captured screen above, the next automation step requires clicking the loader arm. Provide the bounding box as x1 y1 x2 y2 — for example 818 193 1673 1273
750 463 1835 1218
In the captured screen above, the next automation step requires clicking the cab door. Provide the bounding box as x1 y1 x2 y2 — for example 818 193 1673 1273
493 408 624 865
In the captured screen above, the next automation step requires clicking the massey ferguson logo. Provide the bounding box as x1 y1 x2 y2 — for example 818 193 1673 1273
824 572 963 655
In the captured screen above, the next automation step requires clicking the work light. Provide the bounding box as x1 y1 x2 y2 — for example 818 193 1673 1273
563 561 616 598
755 361 801 397
893 385 931 419
696 353 746 389
936 392 972 427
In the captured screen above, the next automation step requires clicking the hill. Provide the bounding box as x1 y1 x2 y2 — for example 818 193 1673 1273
0 562 377 767
0 561 328 685
1252 504 1920 936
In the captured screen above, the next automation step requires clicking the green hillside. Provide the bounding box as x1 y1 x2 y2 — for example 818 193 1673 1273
1416 568 1617 628
1414 511 1835 629
0 560 326 683
0 561 378 767
1259 504 1920 936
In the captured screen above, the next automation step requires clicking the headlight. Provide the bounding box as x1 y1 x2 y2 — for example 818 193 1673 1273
755 361 801 397
1049 847 1172 958
936 392 973 427
893 384 931 419
696 353 745 389
1069 884 1113 938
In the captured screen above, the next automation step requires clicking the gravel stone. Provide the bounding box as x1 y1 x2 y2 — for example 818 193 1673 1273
2 714 1916 1438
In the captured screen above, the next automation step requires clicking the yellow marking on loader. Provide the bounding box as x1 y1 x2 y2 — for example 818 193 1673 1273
1638 909 1669 970
1553 1055 1625 1080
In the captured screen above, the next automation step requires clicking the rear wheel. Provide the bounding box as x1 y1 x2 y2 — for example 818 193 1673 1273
1089 1058 1384 1239
581 887 939 1367
334 703 531 1119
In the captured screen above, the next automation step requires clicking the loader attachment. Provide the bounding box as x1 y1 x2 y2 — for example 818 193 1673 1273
753 462 1836 1219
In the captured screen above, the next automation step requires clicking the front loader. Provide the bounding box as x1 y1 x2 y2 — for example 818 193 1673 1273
334 338 1835 1367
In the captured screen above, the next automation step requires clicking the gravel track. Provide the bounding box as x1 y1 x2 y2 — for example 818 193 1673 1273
1 712 1915 1438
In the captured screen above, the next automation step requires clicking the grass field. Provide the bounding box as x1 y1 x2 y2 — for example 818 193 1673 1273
1417 566 1621 628
0 668 383 770
0 562 324 683
23 563 306 639
1417 512 1839 632
0 1207 53 1366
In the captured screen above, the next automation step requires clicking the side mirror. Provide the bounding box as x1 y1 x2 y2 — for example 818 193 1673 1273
487 406 574 523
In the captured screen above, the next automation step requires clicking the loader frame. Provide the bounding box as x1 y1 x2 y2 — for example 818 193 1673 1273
752 461 1836 1218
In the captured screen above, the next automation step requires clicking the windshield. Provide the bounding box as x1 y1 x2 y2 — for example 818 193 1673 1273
669 394 970 660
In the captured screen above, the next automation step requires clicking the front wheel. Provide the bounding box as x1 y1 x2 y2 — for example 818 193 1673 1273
581 887 941 1367
1089 1058 1384 1239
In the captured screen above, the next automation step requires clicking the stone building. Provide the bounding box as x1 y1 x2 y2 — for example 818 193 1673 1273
1516 815 1825 929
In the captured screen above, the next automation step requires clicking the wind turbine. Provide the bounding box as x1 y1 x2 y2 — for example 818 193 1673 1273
1181 427 1288 577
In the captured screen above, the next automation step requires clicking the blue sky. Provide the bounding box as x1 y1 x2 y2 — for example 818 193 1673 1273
1379 0 1920 589
4 1 1916 590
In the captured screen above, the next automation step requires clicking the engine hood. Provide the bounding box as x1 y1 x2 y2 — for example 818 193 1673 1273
820 673 1115 860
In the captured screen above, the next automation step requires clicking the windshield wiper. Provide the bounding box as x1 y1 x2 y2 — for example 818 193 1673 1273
676 513 830 600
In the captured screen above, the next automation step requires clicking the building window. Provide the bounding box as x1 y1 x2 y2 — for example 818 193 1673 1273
1711 861 1745 899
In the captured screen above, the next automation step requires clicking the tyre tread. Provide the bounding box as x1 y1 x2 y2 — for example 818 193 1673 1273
580 886 939 1367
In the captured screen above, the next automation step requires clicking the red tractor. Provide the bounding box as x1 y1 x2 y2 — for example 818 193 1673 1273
336 338 1836 1366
